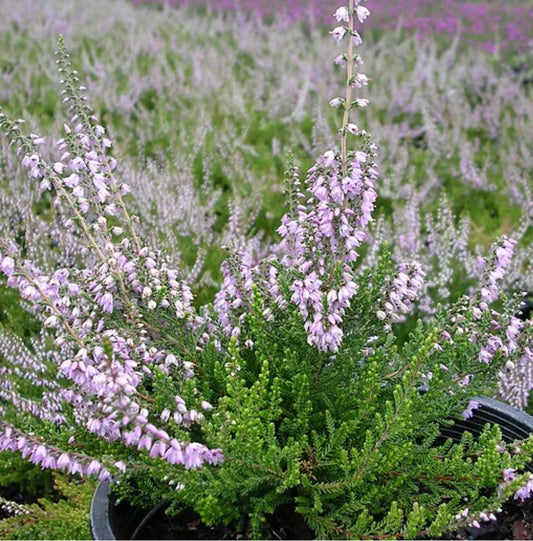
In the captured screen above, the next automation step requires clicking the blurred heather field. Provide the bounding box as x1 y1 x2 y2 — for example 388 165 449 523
0 0 533 537
142 0 533 53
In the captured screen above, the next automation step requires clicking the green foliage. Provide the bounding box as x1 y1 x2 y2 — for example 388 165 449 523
0 283 40 343
0 475 95 540
0 453 54 501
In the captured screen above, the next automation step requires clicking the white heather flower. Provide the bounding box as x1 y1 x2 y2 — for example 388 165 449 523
322 150 336 167
353 31 363 46
354 98 369 107
40 178 51 191
334 7 349 22
346 123 360 135
329 97 343 108
44 315 59 328
142 286 152 298
355 5 370 22
352 73 370 87
200 401 213 411
330 26 347 43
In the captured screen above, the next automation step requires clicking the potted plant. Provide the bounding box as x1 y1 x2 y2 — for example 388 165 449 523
89 395 533 540
1 1 533 539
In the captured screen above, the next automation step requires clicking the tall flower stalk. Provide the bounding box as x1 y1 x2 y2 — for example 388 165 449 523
274 0 378 351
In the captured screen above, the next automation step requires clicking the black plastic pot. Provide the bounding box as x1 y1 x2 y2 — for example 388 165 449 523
90 480 170 540
90 396 533 540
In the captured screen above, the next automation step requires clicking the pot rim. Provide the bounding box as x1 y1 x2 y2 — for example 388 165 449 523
90 479 115 540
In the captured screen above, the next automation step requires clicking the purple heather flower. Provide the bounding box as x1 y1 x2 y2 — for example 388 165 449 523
514 475 533 501
334 54 347 67
200 401 213 411
346 123 360 135
69 156 86 171
100 292 114 313
0 256 15 276
114 460 126 473
461 399 480 420
352 31 363 46
352 73 370 88
164 441 184 465
87 460 102 475
183 442 206 469
149 441 168 458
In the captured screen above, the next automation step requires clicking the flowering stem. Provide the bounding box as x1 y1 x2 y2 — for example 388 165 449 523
340 0 355 176
0 245 83 347
56 35 142 254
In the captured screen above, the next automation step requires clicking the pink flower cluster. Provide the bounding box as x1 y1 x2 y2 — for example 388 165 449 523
277 149 378 351
376 262 425 326
479 237 516 306
0 423 111 480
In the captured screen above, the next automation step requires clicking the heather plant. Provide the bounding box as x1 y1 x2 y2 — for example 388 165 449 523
1 1 533 540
